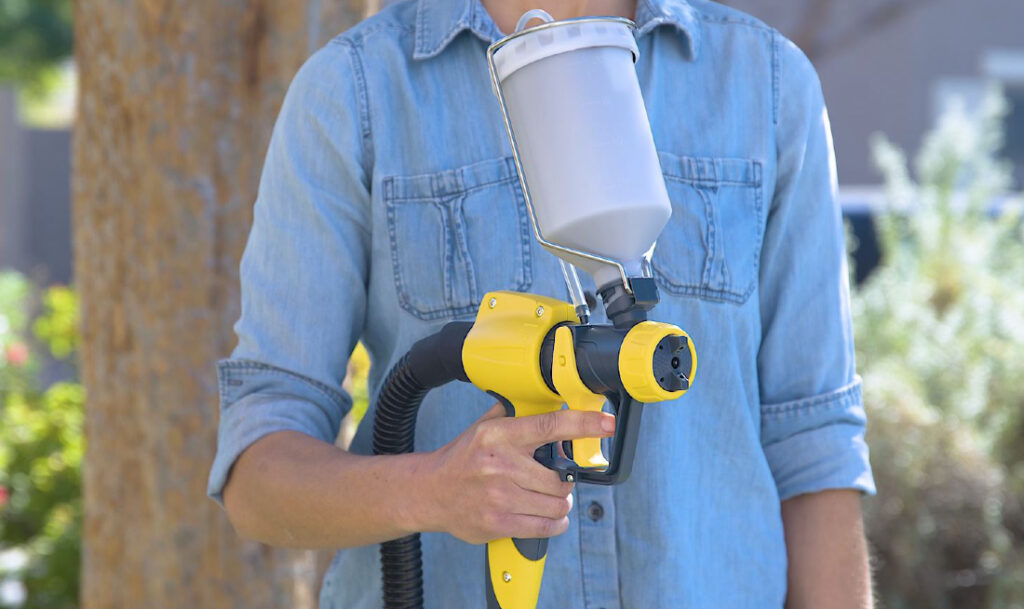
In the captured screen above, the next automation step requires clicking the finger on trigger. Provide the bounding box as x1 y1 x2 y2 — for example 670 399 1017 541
517 410 615 447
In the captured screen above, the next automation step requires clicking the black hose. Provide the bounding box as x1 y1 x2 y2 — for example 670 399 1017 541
373 353 430 609
373 353 431 456
372 322 472 609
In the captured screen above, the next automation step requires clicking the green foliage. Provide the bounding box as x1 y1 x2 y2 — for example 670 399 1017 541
31 288 76 363
0 273 82 609
0 0 72 90
855 90 1024 608
0 275 33 397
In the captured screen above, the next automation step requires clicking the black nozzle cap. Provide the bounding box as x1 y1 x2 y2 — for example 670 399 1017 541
652 334 691 392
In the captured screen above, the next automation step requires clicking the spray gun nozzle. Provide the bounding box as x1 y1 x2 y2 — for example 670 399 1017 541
652 334 692 392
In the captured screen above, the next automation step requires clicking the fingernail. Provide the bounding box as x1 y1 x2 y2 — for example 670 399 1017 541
601 415 615 434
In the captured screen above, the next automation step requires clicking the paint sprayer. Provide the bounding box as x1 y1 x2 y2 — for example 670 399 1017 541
371 10 697 609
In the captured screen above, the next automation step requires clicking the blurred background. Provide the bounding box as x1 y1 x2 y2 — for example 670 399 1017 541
0 0 1021 607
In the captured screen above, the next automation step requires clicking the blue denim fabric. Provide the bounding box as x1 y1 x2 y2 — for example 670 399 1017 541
208 0 875 606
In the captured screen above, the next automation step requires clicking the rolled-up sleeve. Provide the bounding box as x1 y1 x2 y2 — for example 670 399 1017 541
208 361 352 505
757 34 875 502
207 39 372 506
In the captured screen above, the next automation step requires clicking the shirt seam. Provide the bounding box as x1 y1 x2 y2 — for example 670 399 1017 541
330 37 375 182
333 20 413 49
576 494 588 607
414 0 430 56
663 174 760 188
694 11 773 34
218 358 350 412
760 378 862 419
771 29 780 127
388 175 517 201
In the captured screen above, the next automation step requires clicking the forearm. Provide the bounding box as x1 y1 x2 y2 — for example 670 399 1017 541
781 489 872 609
222 430 434 549
220 406 604 549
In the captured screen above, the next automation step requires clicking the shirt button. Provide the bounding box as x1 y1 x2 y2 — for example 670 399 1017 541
587 501 605 522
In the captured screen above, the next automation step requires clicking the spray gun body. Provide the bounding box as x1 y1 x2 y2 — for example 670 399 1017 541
464 290 694 609
374 289 695 609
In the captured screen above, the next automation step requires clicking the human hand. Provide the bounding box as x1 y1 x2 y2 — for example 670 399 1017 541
418 403 614 544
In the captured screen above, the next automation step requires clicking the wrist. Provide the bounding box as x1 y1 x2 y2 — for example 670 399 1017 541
389 450 445 536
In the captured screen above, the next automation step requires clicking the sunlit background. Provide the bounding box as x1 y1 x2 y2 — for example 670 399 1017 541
0 0 1022 608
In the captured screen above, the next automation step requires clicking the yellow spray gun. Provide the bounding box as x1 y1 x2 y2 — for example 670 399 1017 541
464 288 695 609
372 283 695 609
370 10 694 609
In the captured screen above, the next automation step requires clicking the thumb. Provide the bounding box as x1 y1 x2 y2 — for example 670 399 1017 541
479 401 509 421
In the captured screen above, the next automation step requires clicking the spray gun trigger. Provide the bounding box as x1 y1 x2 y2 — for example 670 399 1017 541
533 442 581 482
551 326 610 470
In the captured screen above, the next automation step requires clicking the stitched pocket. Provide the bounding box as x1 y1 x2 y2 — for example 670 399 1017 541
383 157 534 320
652 152 764 304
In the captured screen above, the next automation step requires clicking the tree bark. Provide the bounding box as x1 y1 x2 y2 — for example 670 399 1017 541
73 1 369 607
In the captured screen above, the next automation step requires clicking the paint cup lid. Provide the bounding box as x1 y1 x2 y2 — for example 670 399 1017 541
492 15 638 83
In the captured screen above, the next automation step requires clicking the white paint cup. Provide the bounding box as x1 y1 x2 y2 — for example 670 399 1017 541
492 12 671 289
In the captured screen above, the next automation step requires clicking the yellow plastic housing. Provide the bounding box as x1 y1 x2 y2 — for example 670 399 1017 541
488 538 546 609
617 321 696 403
462 291 576 417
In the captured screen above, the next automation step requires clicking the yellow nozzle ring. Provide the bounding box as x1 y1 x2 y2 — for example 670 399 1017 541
617 321 696 403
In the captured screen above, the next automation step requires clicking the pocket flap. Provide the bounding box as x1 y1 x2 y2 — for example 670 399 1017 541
654 151 765 304
658 152 762 188
386 157 520 201
383 157 533 320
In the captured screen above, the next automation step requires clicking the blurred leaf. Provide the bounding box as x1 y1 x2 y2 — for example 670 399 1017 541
32 287 77 361
345 343 371 423
0 0 72 90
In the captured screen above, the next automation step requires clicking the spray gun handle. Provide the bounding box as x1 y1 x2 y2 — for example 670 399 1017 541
481 387 633 609
482 392 564 609
485 535 547 609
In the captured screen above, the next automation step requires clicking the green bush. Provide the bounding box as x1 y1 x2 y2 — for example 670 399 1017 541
0 274 81 609
0 0 71 91
855 90 1024 608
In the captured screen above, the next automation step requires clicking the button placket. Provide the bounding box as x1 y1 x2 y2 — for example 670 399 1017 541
576 485 621 609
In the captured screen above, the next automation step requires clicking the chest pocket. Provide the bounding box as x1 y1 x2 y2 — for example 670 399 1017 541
652 152 765 305
383 157 534 320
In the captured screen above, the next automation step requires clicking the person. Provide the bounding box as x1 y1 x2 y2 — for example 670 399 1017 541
207 0 877 606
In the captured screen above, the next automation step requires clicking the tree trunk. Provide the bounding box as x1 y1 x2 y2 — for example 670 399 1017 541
73 1 370 607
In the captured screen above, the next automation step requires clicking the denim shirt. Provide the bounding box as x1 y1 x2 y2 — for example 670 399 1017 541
208 0 875 606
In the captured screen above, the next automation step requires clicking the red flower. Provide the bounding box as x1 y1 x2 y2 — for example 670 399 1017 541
0 485 7 508
4 341 28 367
